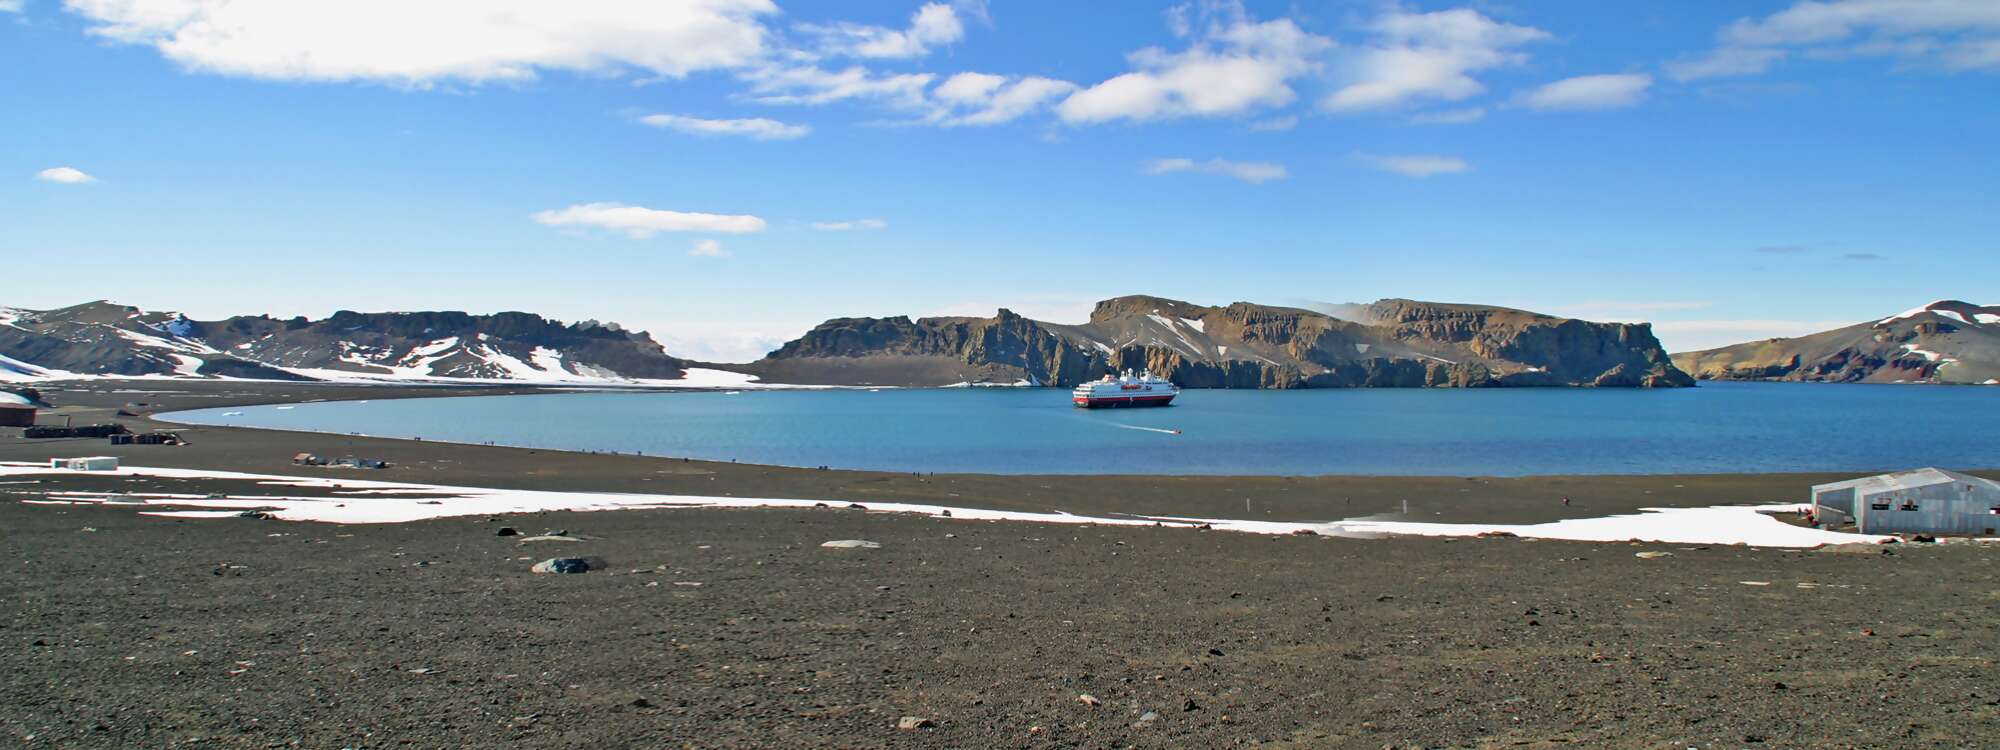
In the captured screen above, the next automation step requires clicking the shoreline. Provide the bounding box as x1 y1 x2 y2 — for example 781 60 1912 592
8 378 1996 526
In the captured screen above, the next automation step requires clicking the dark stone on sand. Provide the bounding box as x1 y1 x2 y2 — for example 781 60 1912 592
495 527 518 537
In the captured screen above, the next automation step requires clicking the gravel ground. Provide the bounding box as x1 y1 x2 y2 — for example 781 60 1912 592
4 379 1998 748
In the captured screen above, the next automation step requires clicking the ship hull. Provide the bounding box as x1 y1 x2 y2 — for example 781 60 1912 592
1073 394 1176 408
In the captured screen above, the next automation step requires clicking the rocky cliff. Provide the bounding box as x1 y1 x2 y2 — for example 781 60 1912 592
1673 300 2000 385
747 295 1694 389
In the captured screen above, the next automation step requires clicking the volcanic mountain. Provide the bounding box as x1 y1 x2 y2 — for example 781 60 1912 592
743 295 1694 389
1672 300 2000 385
0 301 696 384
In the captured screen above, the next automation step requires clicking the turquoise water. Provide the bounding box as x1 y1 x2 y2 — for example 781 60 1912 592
161 382 2000 476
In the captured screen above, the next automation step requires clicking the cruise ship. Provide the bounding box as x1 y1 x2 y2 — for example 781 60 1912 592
1072 369 1178 408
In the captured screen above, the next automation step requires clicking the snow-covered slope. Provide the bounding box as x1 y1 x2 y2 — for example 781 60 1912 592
0 301 754 387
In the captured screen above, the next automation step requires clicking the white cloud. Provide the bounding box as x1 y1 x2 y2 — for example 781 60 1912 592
689 239 729 257
653 319 807 362
1057 4 1331 124
1665 47 1788 81
532 203 766 239
926 72 1078 126
812 219 888 231
1356 153 1469 178
1409 107 1486 124
36 166 96 183
798 1 966 60
1669 0 2000 81
1514 73 1652 111
61 0 780 86
1 0 22 13
1322 8 1548 113
1248 115 1299 131
739 64 934 108
637 113 807 141
1142 157 1287 184
1651 319 1859 352
1552 300 1715 316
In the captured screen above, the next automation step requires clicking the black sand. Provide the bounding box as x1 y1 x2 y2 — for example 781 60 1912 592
4 380 1997 748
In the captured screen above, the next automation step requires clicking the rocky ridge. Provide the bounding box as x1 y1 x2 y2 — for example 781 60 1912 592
0 301 692 384
1672 300 2000 385
746 295 1693 389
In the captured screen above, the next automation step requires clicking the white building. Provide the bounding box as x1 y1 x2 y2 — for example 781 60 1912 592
50 456 120 471
1812 468 2000 536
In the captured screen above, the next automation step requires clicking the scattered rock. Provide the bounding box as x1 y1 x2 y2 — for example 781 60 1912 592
236 511 270 520
531 557 606 574
896 716 933 730
821 539 882 549
1182 699 1201 712
1077 694 1101 707
1476 530 1517 538
1291 528 1317 536
1739 580 1771 586
495 527 518 537
518 535 586 543
1134 710 1160 727
846 503 868 510
1819 543 1890 556
1634 551 1673 559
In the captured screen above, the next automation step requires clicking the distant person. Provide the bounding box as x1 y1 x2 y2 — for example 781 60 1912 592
1562 496 1570 507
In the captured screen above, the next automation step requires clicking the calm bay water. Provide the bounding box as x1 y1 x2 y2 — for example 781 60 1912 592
162 382 2000 476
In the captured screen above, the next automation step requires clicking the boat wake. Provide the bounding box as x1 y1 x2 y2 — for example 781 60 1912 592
1110 423 1181 436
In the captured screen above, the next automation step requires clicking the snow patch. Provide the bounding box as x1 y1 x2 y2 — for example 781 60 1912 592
1900 344 1942 362
1880 300 1960 325
0 462 1890 547
1180 317 1205 333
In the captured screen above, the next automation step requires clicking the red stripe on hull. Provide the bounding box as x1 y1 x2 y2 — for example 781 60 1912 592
1073 394 1176 408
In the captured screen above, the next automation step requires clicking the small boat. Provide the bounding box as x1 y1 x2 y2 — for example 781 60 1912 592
1072 369 1178 408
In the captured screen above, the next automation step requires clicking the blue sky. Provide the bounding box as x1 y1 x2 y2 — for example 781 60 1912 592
5 0 1998 361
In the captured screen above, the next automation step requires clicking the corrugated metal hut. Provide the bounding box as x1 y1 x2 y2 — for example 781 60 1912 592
1813 468 2000 536
0 403 34 428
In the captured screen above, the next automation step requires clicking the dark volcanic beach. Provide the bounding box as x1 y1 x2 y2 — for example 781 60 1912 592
4 380 1998 749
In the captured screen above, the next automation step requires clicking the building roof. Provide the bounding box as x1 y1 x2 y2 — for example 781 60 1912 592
1814 467 2000 495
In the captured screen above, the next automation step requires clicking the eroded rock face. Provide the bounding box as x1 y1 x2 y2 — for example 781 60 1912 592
751 295 1695 389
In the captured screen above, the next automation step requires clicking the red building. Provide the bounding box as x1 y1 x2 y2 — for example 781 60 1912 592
0 404 35 428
